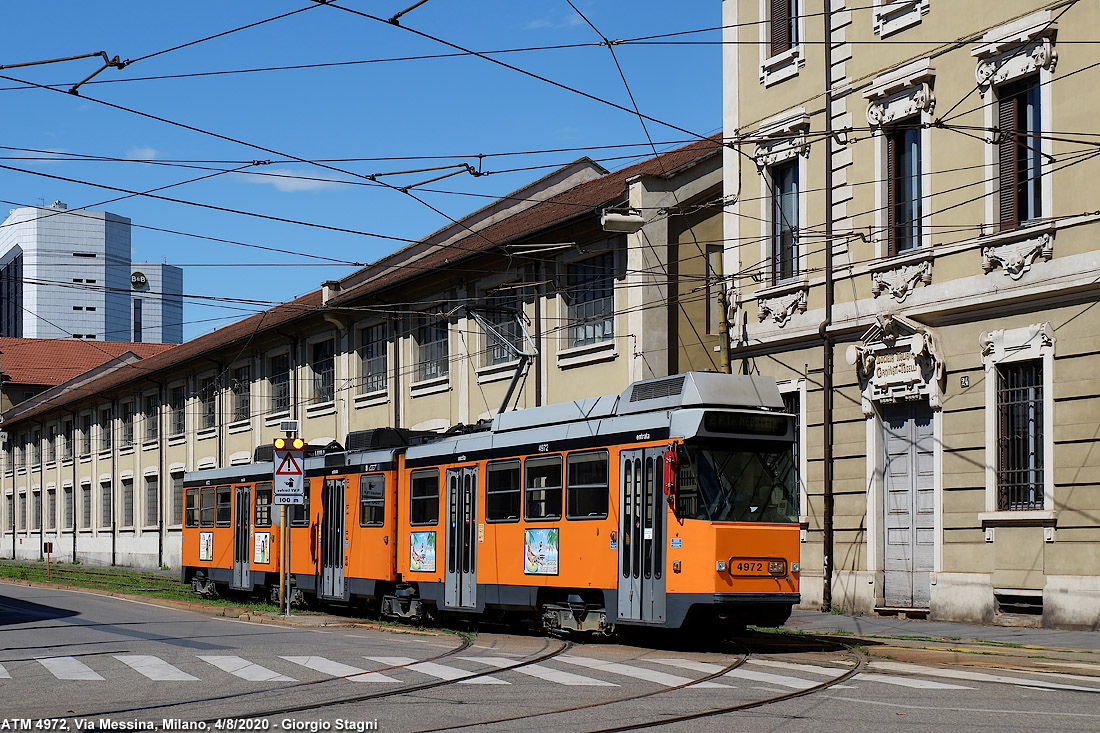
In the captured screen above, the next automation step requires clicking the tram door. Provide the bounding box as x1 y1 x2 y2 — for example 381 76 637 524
231 485 251 590
444 466 478 610
617 448 667 623
320 477 348 600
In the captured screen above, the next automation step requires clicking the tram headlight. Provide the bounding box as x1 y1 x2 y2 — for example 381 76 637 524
768 559 787 575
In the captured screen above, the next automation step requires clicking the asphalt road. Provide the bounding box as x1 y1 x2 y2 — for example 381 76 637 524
2 581 1100 732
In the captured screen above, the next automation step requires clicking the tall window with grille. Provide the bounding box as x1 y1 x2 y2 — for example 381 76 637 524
998 75 1043 230
782 390 801 517
143 394 159 442
769 0 798 57
415 311 449 381
32 429 41 465
887 122 922 254
81 484 91 528
100 481 112 528
482 290 522 366
231 365 251 422
171 472 184 526
46 488 55 530
46 426 57 463
32 491 41 530
169 385 186 436
771 160 799 283
359 323 387 394
997 361 1044 510
62 419 73 460
120 401 135 447
145 475 159 526
121 478 134 528
705 245 724 335
565 251 615 348
311 339 335 404
64 486 73 529
269 353 290 413
80 414 91 455
99 408 112 452
199 376 217 430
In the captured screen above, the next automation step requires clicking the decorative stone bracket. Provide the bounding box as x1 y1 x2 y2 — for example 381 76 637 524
975 36 1057 95
866 82 935 126
982 232 1052 279
753 110 811 169
757 287 808 327
871 259 932 302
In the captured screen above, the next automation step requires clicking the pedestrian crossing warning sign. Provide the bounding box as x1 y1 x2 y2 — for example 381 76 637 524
275 452 302 476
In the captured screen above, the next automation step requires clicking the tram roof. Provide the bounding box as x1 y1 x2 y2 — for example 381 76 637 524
405 372 783 460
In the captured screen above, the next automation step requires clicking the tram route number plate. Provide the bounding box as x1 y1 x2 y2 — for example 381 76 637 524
273 495 304 505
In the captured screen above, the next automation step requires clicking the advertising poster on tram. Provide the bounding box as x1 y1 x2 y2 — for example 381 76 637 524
524 528 559 575
410 531 436 572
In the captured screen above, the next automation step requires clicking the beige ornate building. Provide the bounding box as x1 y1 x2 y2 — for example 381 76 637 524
0 141 726 572
724 0 1100 628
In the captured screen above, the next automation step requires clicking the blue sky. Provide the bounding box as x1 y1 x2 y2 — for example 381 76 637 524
1 1 721 341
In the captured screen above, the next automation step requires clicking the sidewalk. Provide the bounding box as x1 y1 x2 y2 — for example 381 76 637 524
786 608 1100 652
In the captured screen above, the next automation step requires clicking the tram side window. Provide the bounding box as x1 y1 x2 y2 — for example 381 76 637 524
410 469 439 525
360 473 385 527
525 455 562 521
566 450 609 519
486 460 520 522
290 479 311 526
254 482 272 527
215 485 232 526
185 488 200 527
199 487 215 527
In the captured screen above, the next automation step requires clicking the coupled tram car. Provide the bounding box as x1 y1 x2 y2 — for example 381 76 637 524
181 372 801 633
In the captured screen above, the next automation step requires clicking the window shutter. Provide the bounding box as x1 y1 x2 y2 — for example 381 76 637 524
998 91 1019 231
886 131 897 256
770 0 791 57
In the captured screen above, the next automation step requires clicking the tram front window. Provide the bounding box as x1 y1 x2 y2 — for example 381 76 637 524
676 442 797 523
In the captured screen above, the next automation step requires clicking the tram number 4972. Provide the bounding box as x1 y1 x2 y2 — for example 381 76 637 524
734 561 764 573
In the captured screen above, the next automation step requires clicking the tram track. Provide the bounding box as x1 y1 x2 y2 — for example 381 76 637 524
407 636 865 733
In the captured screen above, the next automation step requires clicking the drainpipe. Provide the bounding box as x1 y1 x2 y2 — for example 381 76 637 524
275 330 300 425
151 379 165 570
66 408 78 562
202 357 224 468
321 311 349 444
821 2 836 613
36 420 44 562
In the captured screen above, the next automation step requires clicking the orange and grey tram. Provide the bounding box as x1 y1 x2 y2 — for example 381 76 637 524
180 371 800 631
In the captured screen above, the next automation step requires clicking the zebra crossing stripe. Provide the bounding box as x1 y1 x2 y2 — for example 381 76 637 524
199 656 295 682
114 655 198 681
749 659 972 690
0 663 9 679
650 658 817 689
558 656 728 688
465 656 618 686
281 656 399 682
870 660 1100 693
38 657 104 681
364 656 508 685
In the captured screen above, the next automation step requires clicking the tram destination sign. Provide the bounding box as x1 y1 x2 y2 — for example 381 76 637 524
703 411 789 436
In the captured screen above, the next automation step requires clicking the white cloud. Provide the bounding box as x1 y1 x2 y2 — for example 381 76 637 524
236 168 349 192
523 11 583 30
126 146 158 161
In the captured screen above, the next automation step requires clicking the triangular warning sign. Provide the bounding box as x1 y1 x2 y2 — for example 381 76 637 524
275 452 302 475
